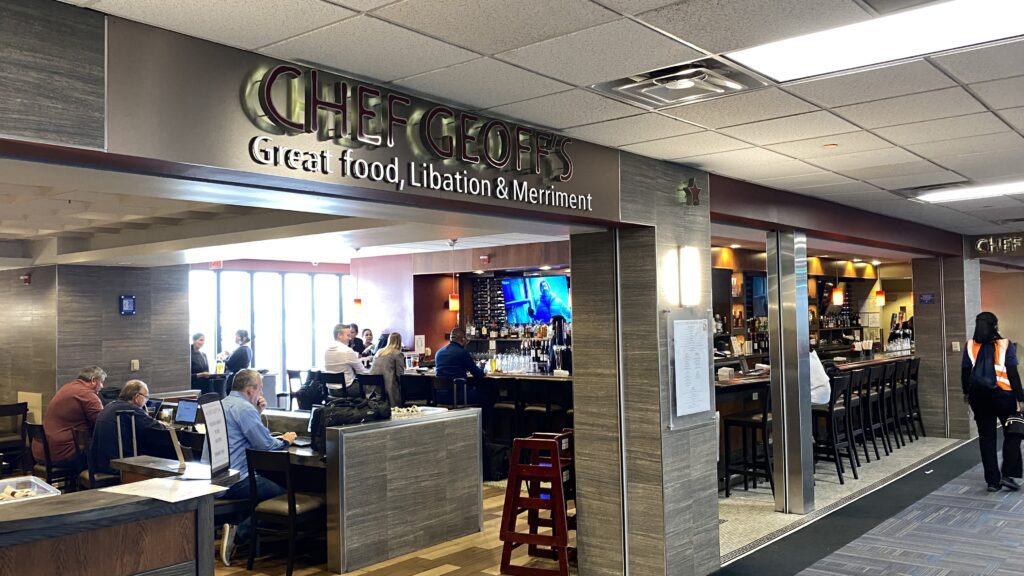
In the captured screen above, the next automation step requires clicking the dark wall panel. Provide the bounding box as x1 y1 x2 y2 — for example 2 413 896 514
57 265 189 395
0 267 58 407
0 0 104 148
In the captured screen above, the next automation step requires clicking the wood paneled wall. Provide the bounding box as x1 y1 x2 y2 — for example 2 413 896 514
412 274 460 358
411 241 570 275
56 265 190 395
0 267 58 407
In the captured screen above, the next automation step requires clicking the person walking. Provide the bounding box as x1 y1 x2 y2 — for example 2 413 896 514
963 311 1024 492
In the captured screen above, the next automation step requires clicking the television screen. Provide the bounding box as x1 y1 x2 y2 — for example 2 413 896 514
501 276 572 324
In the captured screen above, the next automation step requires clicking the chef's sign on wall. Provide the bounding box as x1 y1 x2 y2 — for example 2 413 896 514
241 64 605 216
969 234 1024 257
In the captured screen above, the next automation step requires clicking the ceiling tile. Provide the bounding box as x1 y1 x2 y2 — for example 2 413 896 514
837 159 942 180
719 111 859 146
765 131 891 159
562 114 702 147
808 147 920 172
905 132 1024 160
678 147 797 170
1000 107 1024 132
713 159 823 181
374 0 618 54
970 75 1024 110
497 19 701 87
865 170 967 190
832 87 986 129
954 195 1024 211
758 171 856 190
623 132 751 160
796 181 884 196
324 0 394 9
486 89 639 130
636 0 870 54
956 205 1024 222
933 148 1024 181
262 15 476 82
92 0 355 50
814 191 908 206
872 112 1010 146
662 88 817 129
593 0 679 14
932 38 1024 84
393 58 571 109
784 60 955 108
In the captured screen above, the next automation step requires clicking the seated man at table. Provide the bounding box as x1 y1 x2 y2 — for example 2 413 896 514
323 323 367 388
92 379 169 474
219 369 297 567
34 365 107 471
435 328 494 423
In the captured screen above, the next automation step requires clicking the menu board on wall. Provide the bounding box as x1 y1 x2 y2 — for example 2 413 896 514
674 319 711 417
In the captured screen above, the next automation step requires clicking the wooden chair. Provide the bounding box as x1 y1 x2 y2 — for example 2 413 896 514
0 402 28 475
71 428 119 490
866 365 894 456
907 357 926 436
722 382 773 497
354 374 386 401
24 422 79 491
245 449 326 576
277 369 305 410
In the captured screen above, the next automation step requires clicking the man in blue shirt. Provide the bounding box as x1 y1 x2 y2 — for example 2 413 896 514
434 327 493 425
218 369 297 566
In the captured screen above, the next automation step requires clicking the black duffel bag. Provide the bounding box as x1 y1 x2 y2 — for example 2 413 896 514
311 395 390 453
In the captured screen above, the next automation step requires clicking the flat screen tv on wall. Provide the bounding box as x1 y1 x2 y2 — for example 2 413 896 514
501 276 572 324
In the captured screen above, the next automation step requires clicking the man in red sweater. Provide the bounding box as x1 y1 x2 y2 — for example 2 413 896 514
33 366 106 469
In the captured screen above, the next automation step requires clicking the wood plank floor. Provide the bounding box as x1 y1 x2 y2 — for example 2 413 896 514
215 486 577 576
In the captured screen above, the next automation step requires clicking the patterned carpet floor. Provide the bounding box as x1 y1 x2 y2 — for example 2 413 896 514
800 461 1024 576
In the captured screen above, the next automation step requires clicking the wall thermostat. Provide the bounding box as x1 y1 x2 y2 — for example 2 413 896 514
119 294 136 316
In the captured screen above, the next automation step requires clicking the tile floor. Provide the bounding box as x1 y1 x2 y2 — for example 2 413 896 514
719 435 962 562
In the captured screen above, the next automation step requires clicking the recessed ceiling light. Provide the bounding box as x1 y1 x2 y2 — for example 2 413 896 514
822 143 839 149
917 180 1024 203
539 265 552 271
871 260 881 266
853 258 862 263
473 270 485 274
819 254 830 258
726 0 1024 81
729 243 741 249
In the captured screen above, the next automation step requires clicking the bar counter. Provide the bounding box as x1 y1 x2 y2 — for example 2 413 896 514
412 368 572 382
0 486 217 575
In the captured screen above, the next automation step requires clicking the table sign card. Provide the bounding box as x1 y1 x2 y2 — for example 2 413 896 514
199 398 230 478
674 319 712 417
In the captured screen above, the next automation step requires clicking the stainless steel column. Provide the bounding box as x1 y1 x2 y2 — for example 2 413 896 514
766 230 814 514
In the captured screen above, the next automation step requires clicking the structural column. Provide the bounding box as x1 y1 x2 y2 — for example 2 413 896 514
766 230 814 514
912 245 980 439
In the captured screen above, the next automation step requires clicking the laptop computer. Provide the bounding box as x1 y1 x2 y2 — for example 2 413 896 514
174 399 199 426
145 398 164 417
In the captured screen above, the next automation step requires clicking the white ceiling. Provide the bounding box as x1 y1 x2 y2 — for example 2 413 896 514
63 0 1024 235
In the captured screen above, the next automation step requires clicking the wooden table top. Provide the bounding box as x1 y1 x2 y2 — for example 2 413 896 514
110 455 240 485
407 370 572 382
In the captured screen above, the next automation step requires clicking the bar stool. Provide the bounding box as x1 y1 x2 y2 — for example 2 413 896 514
432 376 468 408
893 360 918 442
72 428 119 490
722 382 773 497
245 449 326 576
881 362 904 449
0 402 28 475
907 357 926 436
489 378 519 444
520 379 566 436
812 372 858 484
398 374 432 406
849 369 879 462
866 365 893 456
24 422 79 491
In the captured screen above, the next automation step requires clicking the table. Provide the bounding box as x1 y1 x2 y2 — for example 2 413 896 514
111 455 240 485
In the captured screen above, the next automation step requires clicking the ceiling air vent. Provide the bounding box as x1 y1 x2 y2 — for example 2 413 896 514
590 57 768 110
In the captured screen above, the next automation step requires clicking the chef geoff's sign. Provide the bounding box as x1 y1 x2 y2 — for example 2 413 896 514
971 234 1024 257
245 65 593 213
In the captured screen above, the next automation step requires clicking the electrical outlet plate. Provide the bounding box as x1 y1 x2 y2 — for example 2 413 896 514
130 359 140 371
952 341 961 352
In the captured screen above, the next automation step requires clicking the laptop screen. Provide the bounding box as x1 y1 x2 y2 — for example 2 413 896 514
175 399 199 424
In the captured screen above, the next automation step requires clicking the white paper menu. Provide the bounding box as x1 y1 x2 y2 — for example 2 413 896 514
674 319 712 417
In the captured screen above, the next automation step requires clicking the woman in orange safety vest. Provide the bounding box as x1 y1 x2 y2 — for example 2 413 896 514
963 311 1024 492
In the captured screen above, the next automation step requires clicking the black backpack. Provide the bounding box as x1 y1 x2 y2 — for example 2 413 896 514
310 394 390 454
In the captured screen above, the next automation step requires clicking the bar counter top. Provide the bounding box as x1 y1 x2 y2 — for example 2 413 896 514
411 369 571 381
714 355 917 391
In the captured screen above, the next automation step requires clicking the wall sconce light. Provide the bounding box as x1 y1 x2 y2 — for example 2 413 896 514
679 246 701 306
663 246 680 307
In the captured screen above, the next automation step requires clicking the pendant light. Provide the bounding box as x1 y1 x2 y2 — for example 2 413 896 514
831 260 844 306
448 239 460 313
874 261 885 307
352 246 363 310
